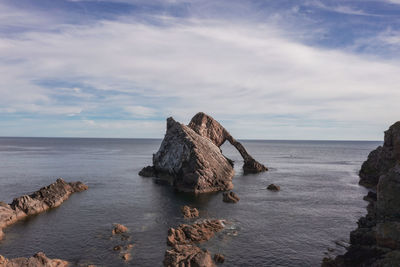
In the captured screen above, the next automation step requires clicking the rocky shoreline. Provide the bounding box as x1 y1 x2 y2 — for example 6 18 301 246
323 121 400 266
0 178 88 241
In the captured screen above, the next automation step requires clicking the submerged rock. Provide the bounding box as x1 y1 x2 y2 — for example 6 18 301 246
222 192 240 203
267 184 280 191
139 112 268 193
164 244 214 267
112 224 128 235
0 252 68 267
0 178 88 241
181 205 199 218
214 253 225 263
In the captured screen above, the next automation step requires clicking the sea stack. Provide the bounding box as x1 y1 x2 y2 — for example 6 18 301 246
139 112 267 193
323 121 400 266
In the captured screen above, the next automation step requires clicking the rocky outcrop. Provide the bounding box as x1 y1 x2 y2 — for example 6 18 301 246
0 178 88 241
323 122 400 266
0 252 68 267
214 254 225 264
222 192 240 203
188 112 267 174
139 113 267 193
112 224 128 235
359 121 400 188
267 184 280 191
181 206 199 218
164 220 224 267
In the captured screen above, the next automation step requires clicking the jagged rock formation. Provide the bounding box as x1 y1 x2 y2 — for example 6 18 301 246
188 112 268 174
222 192 240 203
0 252 68 267
181 206 199 218
139 113 267 193
0 178 88 241
163 220 224 267
267 184 280 191
323 121 400 266
359 121 400 188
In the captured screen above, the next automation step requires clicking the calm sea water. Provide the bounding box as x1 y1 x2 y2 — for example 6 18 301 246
0 137 380 266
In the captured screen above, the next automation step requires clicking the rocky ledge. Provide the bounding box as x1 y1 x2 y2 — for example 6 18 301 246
164 219 225 267
0 252 68 267
139 112 267 193
323 121 400 266
0 178 88 241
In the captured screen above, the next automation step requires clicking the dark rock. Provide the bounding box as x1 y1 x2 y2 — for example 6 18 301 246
139 166 157 177
222 192 239 203
377 164 400 220
0 179 88 241
0 252 68 267
122 253 131 261
359 121 400 189
181 205 199 218
214 253 225 263
113 245 123 251
267 184 280 191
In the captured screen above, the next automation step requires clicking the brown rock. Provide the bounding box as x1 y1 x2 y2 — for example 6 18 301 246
113 245 122 251
164 244 215 267
122 253 131 261
0 252 68 267
188 112 268 174
112 224 128 235
0 179 88 241
267 184 280 191
222 192 239 203
214 253 225 263
181 205 199 218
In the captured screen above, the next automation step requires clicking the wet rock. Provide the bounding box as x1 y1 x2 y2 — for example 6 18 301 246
222 192 239 203
267 184 280 191
0 252 68 267
214 253 225 263
122 253 131 261
167 220 224 246
113 245 123 251
112 224 128 235
139 166 156 177
164 244 214 267
359 121 400 188
377 164 400 220
181 205 199 218
0 179 88 240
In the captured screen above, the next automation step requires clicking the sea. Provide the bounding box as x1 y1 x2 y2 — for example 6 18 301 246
0 137 380 266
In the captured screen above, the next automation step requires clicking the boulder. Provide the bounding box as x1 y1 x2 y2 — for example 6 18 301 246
112 224 128 235
267 184 280 191
151 117 235 193
0 179 88 240
163 244 214 267
359 121 400 188
0 252 68 267
181 206 199 218
222 192 240 203
214 253 225 263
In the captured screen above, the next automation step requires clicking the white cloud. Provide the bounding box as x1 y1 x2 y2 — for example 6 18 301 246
0 16 399 139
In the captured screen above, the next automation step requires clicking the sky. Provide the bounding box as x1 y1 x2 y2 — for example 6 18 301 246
0 0 399 140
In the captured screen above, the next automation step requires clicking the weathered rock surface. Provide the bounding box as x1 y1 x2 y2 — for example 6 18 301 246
214 254 225 263
267 184 280 191
322 121 400 266
188 112 267 174
0 252 68 267
139 113 268 193
164 220 224 267
359 121 400 188
0 178 88 241
181 206 199 218
112 224 128 235
222 192 239 203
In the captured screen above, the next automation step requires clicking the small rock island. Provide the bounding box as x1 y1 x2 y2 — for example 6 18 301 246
139 112 268 193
